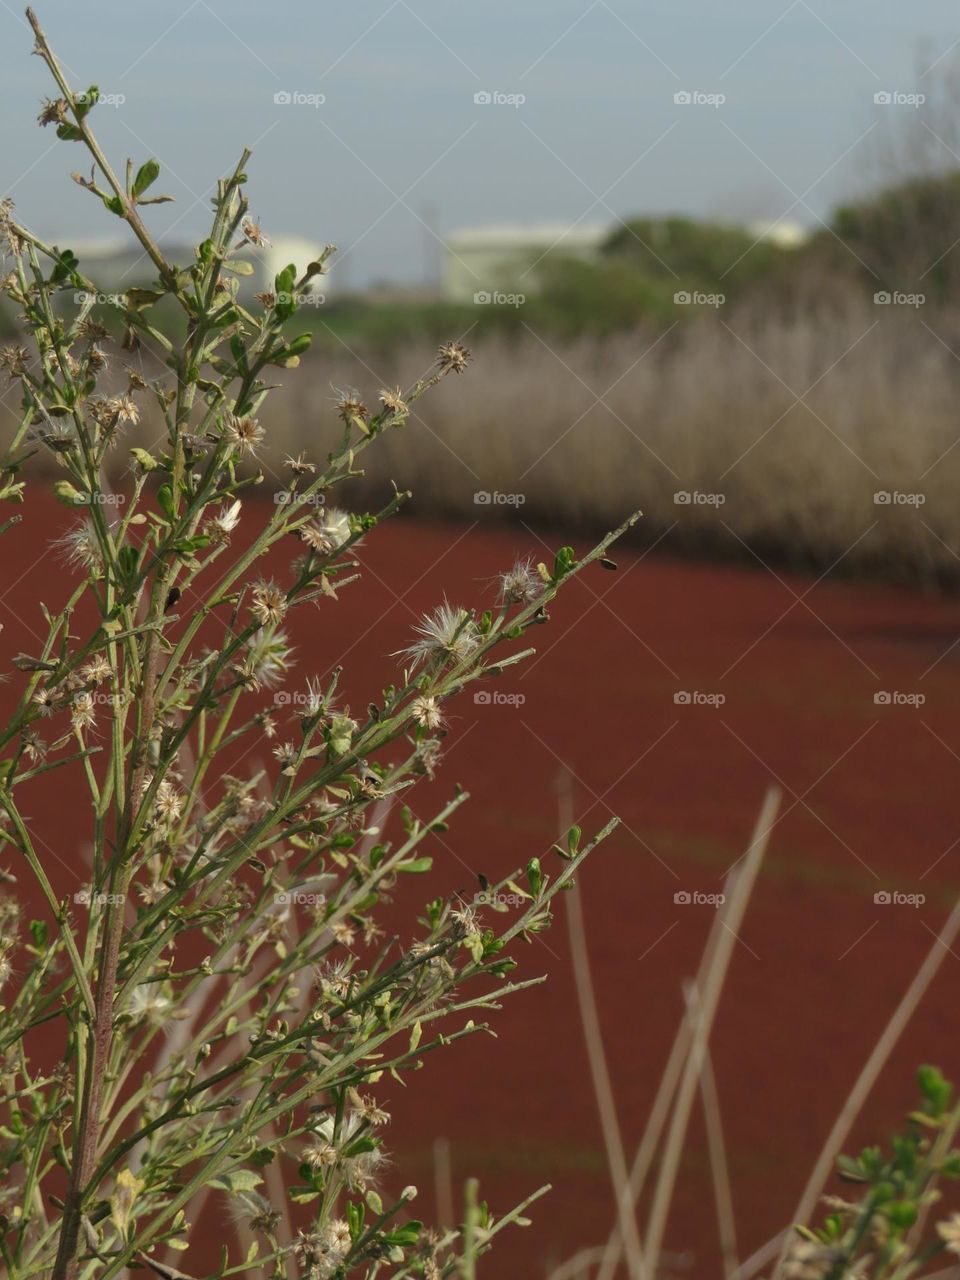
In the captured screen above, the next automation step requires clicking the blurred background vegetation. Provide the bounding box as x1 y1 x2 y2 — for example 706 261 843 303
6 160 960 586
7 168 960 347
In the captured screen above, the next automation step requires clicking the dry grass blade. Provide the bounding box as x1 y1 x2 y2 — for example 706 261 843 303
684 981 739 1280
592 998 694 1280
770 893 960 1278
560 769 646 1279
592 787 780 1280
642 787 781 1280
548 1246 612 1280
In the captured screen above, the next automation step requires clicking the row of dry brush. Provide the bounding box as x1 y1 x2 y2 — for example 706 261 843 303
5 287 960 586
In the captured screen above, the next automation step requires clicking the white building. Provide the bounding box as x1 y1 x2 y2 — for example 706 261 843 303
441 223 609 302
67 235 331 303
745 219 811 249
440 218 812 302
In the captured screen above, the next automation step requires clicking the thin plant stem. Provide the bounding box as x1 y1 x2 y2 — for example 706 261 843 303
559 769 645 1280
642 788 780 1280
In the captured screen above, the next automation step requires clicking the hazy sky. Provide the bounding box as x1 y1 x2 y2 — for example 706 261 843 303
2 0 959 287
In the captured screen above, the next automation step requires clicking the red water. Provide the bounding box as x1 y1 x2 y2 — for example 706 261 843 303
4 499 960 1276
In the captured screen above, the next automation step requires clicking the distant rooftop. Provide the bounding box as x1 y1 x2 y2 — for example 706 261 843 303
445 223 610 248
745 219 811 249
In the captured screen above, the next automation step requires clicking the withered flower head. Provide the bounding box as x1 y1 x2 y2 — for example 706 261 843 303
0 199 22 255
378 386 408 416
89 395 138 430
225 413 265 457
22 731 47 764
300 508 351 555
81 654 111 685
84 346 107 376
55 518 104 575
411 695 443 730
76 318 109 343
207 497 242 541
284 452 316 476
70 691 96 733
437 340 471 375
241 216 270 248
0 346 30 381
336 389 367 425
498 556 542 605
37 97 69 127
397 601 480 669
250 579 288 628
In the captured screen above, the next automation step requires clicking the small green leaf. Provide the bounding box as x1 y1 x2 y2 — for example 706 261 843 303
397 857 432 874
157 484 176 523
346 1200 365 1240
125 288 164 309
288 1185 320 1203
52 480 85 507
132 159 160 199
284 332 312 356
553 545 577 580
526 857 542 896
274 263 296 297
383 1221 422 1247
75 86 99 119
887 1201 917 1230
209 1169 263 1193
130 447 159 472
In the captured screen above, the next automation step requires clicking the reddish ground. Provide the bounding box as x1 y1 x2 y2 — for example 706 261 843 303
4 499 960 1277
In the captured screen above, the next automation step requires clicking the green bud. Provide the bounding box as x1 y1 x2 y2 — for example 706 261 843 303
53 480 85 506
130 447 159 472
